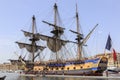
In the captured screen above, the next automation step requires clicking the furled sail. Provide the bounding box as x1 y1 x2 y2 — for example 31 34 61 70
16 42 45 53
22 30 70 52
22 30 33 37
38 34 69 52
21 30 39 39
16 16 46 63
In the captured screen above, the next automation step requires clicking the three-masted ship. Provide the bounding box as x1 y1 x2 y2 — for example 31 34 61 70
11 3 108 76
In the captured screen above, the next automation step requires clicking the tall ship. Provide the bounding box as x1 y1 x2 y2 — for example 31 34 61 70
10 3 108 76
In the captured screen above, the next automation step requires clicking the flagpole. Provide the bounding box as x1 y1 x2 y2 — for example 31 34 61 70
104 34 112 73
104 49 106 56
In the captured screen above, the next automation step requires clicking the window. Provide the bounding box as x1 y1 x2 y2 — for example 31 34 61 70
61 67 64 70
51 68 53 70
73 67 76 69
67 67 69 70
81 66 83 69
56 67 58 70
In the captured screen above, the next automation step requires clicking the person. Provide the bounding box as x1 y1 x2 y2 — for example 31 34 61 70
106 70 108 77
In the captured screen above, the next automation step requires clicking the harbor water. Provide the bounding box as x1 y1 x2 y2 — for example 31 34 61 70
0 72 120 80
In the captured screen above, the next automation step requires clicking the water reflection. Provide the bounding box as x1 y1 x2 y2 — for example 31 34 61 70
17 76 35 80
1 72 120 80
16 76 120 80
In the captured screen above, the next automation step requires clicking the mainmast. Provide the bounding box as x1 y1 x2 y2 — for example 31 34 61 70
53 3 58 61
54 3 57 27
42 3 66 61
31 15 36 62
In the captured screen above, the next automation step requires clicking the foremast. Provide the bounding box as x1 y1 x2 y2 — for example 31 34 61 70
75 4 83 60
70 4 98 60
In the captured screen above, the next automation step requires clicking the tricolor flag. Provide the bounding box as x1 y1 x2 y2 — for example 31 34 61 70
105 35 112 50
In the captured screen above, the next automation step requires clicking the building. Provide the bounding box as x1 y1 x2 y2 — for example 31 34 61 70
0 62 18 71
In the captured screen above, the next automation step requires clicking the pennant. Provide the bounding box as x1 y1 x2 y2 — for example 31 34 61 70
105 35 112 50
113 49 117 61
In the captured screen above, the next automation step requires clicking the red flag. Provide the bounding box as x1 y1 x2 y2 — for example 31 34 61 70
113 49 117 61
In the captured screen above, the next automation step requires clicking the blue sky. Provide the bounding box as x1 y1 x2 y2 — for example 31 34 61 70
0 0 120 63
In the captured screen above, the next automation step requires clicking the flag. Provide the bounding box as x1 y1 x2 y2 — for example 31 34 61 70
113 49 117 61
105 35 112 50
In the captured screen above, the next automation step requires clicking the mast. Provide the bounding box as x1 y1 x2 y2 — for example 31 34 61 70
42 3 66 61
31 15 36 62
70 4 98 60
16 15 46 63
54 3 57 27
76 4 83 60
53 3 57 61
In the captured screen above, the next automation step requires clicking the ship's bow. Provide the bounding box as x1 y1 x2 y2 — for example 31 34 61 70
95 56 108 75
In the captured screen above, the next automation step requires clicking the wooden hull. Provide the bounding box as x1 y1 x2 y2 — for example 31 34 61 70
24 69 103 76
24 56 108 76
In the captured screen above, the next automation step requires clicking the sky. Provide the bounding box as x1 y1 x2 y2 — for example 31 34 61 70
0 0 120 63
